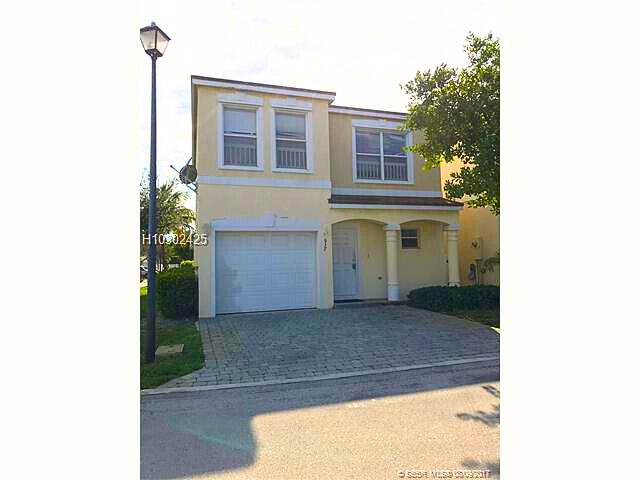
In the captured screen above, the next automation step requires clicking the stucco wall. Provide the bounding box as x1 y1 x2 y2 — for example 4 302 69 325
356 221 388 299
196 184 459 317
195 184 335 317
440 160 500 286
195 86 331 182
398 221 448 296
456 208 500 285
328 112 441 192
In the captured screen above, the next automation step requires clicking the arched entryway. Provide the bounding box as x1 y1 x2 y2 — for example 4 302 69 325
330 215 461 303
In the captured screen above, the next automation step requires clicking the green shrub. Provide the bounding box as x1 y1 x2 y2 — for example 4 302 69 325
157 265 198 319
179 260 196 269
407 285 499 311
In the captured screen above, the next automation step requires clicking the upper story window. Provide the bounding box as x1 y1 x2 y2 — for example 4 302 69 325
217 92 264 171
275 112 307 170
223 106 257 167
270 99 314 173
355 129 408 182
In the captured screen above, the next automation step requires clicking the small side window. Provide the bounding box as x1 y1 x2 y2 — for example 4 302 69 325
401 229 419 249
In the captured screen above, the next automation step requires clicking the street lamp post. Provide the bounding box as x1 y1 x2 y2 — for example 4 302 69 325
140 22 170 363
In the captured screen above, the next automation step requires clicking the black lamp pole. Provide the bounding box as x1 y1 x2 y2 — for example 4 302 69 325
146 54 157 364
141 22 170 363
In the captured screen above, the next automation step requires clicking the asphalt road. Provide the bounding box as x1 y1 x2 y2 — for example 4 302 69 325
141 360 500 480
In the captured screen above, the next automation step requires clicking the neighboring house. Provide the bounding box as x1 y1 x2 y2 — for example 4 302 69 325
440 159 500 286
191 76 463 317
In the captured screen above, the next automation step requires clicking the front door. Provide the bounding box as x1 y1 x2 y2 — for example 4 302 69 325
332 226 359 300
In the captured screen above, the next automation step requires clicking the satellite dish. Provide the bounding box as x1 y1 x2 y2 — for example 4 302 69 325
179 164 197 184
170 158 198 193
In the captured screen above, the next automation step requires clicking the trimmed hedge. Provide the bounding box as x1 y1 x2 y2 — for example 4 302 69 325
157 265 198 319
407 285 499 311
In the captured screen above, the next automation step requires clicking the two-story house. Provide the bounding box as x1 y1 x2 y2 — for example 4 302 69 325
191 76 463 317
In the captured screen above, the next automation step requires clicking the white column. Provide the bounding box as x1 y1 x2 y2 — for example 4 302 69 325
383 224 401 301
444 225 461 287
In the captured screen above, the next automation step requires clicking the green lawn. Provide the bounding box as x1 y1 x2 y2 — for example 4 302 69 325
140 286 204 389
445 308 500 329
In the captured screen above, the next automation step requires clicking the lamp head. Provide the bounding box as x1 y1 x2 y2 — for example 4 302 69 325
140 22 170 58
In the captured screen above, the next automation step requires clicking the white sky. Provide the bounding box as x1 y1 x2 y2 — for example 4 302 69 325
139 0 499 207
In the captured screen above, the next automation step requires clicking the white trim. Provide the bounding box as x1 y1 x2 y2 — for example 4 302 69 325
217 91 264 106
353 179 415 185
329 106 406 120
269 98 312 111
407 132 415 184
193 77 336 101
212 226 320 232
383 224 401 231
331 224 360 300
216 164 264 172
351 127 414 185
330 203 463 211
197 175 331 190
211 214 321 231
331 187 442 198
210 223 216 317
443 223 461 231
387 284 400 301
270 106 314 174
351 127 358 184
217 102 264 171
352 118 403 129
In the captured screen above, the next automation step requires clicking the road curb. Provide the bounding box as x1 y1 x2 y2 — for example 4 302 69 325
141 354 500 396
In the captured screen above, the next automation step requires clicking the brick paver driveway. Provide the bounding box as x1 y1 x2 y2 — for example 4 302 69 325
159 305 499 389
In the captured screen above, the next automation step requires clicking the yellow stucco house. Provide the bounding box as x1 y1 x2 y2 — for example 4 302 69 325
192 76 464 317
440 160 500 286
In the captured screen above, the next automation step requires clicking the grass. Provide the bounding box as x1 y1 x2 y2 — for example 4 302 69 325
140 286 204 390
445 308 500 329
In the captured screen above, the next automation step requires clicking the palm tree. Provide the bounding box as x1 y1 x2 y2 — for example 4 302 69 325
140 175 195 270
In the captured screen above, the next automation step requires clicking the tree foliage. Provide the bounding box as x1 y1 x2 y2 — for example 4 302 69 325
140 175 195 268
402 33 499 214
140 176 195 237
481 249 500 274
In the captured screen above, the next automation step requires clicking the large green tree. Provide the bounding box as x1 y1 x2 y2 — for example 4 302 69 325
402 33 499 214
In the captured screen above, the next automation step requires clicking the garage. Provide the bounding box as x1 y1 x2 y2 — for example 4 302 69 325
215 231 317 314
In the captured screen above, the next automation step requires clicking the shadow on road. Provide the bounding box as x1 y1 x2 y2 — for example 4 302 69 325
456 385 500 428
141 360 499 479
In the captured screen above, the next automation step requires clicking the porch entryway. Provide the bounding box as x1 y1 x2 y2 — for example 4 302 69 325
330 219 462 303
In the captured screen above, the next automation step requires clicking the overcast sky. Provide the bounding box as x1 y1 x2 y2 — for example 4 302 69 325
139 0 499 206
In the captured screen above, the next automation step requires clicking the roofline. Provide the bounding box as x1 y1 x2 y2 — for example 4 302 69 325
329 203 463 211
191 75 336 101
329 105 406 120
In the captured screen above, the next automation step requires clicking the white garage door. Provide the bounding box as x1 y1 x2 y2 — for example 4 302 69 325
215 231 316 314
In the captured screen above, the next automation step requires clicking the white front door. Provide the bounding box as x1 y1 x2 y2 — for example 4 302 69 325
332 226 359 299
215 231 316 314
